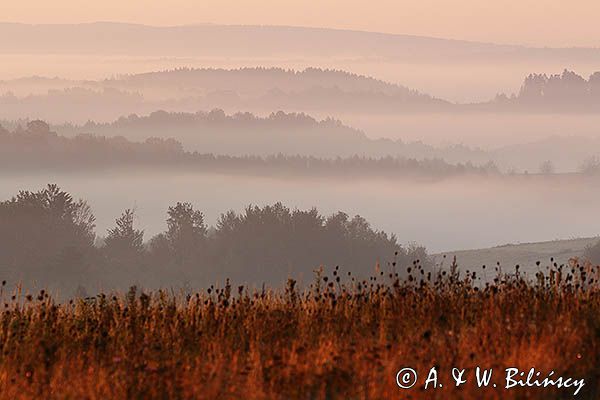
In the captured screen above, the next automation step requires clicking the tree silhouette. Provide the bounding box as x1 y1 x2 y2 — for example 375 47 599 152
165 202 207 271
539 160 555 175
103 209 144 272
0 184 96 282
0 185 431 292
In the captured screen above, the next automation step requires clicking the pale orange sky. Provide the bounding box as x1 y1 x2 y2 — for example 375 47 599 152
1 0 599 47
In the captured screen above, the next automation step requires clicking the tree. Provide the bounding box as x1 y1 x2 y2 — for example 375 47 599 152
579 156 600 175
103 209 144 269
166 202 207 267
26 120 51 135
539 160 555 175
147 233 171 267
0 184 96 281
205 204 428 284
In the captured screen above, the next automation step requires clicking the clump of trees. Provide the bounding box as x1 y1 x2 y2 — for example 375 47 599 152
0 184 97 288
0 185 429 294
492 69 600 111
578 156 600 175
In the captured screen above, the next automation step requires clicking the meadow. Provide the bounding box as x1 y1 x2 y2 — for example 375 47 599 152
0 259 598 399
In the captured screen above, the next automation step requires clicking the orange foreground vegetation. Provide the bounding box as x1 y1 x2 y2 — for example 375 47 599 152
0 261 599 399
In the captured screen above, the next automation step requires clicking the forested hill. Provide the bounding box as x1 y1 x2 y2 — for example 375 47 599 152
109 67 433 97
5 69 600 119
46 109 487 163
0 67 449 122
0 120 497 178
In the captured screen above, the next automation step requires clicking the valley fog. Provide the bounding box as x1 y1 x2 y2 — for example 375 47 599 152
337 113 600 149
1 170 597 253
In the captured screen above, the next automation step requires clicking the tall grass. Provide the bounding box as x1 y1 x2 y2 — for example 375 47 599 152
0 258 598 399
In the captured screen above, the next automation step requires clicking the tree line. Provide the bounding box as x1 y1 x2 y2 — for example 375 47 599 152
0 185 429 295
0 120 498 178
491 69 600 111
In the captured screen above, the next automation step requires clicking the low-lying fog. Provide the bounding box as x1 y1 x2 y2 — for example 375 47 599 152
1 170 598 253
334 113 600 149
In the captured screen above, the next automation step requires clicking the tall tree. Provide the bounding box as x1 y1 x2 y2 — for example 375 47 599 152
0 184 96 281
103 209 144 269
166 202 207 268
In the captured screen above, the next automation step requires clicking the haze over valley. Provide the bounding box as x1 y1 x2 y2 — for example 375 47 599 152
5 3 600 398
1 20 600 292
3 22 600 102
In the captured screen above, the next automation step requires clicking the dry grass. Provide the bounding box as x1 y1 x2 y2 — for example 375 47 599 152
0 259 599 399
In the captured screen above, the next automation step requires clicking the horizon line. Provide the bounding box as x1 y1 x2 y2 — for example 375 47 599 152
1 20 592 50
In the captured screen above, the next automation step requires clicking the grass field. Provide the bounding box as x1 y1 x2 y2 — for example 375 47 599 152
0 261 599 399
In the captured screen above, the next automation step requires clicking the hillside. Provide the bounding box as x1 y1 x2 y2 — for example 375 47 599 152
51 109 435 157
4 23 600 102
0 22 530 59
434 237 599 281
4 68 600 122
3 22 600 65
0 119 496 178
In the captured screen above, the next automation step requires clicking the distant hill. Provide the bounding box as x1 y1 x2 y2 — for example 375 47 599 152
48 109 488 162
106 67 437 99
0 119 496 178
0 22 531 59
100 67 447 112
7 108 600 172
0 67 449 122
4 68 600 121
434 237 599 283
5 22 600 102
3 22 600 65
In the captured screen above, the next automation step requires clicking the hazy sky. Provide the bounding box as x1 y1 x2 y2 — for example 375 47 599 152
2 0 600 47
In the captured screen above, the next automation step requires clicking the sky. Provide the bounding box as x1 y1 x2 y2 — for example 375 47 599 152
1 0 600 47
